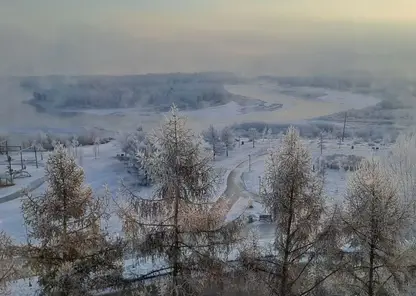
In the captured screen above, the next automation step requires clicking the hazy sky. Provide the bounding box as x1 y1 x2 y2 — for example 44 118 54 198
2 0 416 76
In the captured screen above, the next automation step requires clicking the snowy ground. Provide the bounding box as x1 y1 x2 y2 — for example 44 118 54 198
0 165 45 200
2 138 276 295
0 78 386 294
0 137 274 243
240 138 390 207
1 137 392 296
0 136 388 244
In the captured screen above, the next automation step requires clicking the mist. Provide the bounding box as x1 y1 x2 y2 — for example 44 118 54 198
1 0 416 141
2 5 416 77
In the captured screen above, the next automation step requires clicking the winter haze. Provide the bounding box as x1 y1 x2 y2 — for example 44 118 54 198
2 1 416 295
1 0 416 76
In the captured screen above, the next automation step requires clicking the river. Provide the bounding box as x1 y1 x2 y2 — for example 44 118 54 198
0 78 380 136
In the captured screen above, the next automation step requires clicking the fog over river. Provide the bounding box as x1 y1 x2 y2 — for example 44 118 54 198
0 77 380 136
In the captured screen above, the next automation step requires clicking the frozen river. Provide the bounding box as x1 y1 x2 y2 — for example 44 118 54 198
0 78 380 136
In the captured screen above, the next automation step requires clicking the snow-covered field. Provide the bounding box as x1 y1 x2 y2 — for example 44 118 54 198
228 138 390 224
0 139 391 295
0 137 274 243
241 157 351 204
0 138 277 295
0 142 128 243
0 78 388 295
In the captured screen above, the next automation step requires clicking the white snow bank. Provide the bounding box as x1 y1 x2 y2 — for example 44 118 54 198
0 165 45 200
225 197 249 222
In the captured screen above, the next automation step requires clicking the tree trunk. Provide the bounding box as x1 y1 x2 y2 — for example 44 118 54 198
62 173 69 296
368 190 377 296
172 117 181 296
280 188 295 296
172 185 180 296
368 242 375 296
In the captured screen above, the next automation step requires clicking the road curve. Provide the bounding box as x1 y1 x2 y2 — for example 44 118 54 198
215 151 269 216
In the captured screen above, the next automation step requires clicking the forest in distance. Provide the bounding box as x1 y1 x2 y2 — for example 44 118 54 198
18 71 416 112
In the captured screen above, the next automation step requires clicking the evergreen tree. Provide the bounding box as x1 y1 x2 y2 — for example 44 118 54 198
242 127 338 296
22 144 123 296
338 158 415 296
0 231 16 296
119 106 242 296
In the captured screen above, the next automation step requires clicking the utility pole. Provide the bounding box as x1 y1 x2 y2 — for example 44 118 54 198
34 146 38 168
20 146 24 170
258 176 262 196
319 133 324 155
341 112 347 142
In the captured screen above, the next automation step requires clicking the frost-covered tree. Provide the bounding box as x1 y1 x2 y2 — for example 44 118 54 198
202 125 223 159
245 126 337 296
118 127 153 186
93 137 100 159
385 132 416 239
0 231 16 296
386 132 416 206
118 106 242 296
118 126 146 158
0 134 7 155
338 158 414 296
22 144 123 295
267 128 273 141
133 140 155 186
78 145 84 166
318 132 325 155
71 135 79 158
262 126 267 142
220 126 234 157
248 128 258 148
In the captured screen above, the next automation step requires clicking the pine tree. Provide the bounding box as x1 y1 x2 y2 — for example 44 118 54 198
118 106 242 296
386 132 416 208
22 144 123 295
338 158 414 296
244 126 337 296
385 132 416 239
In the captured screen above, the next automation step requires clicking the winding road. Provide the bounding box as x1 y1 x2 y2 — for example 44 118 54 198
215 149 270 220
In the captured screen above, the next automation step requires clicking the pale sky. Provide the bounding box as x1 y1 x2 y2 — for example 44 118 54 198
1 0 416 76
